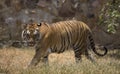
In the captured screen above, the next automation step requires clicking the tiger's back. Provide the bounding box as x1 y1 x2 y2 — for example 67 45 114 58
48 20 91 53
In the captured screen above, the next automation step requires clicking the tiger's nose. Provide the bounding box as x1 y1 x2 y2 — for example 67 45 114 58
29 38 33 42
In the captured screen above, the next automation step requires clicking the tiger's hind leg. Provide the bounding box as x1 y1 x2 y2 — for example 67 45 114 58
74 49 82 63
73 46 85 63
73 38 87 63
85 49 96 63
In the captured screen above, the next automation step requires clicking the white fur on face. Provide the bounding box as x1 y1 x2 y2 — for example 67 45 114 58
36 27 39 30
21 30 25 38
33 30 38 35
26 30 30 34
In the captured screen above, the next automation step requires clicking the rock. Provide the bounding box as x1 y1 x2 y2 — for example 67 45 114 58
0 0 119 49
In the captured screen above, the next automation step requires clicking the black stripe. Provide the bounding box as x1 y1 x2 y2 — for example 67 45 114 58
73 28 85 49
64 25 71 47
67 22 73 40
74 41 85 51
52 44 57 52
62 36 66 52
65 34 70 50
58 35 65 53
73 22 82 47
67 22 76 46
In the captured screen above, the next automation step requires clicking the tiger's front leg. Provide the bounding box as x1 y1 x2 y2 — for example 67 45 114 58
28 47 49 67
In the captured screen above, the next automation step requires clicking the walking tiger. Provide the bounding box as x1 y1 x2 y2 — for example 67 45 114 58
21 20 107 67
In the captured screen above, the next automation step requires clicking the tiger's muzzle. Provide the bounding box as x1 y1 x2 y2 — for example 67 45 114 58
22 29 40 47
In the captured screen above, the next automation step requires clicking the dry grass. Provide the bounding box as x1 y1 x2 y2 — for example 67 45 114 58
0 47 120 74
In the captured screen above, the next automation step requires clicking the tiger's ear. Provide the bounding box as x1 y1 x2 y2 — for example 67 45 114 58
37 23 42 26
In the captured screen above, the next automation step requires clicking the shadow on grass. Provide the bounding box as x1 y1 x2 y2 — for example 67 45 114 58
107 49 120 60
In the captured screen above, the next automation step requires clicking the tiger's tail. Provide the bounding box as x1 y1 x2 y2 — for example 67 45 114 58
88 32 107 56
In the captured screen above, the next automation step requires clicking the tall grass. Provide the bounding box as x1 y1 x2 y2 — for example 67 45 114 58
0 47 120 74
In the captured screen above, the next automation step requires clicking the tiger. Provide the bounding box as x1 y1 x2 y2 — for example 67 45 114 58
21 20 108 67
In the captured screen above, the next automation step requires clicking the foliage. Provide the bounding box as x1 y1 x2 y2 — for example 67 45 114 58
99 0 120 34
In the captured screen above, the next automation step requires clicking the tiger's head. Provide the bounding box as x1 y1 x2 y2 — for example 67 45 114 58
21 22 50 46
21 23 42 46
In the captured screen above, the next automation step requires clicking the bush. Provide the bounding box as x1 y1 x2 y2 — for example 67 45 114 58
99 0 120 34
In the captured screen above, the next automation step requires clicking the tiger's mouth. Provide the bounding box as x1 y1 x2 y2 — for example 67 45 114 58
28 41 36 46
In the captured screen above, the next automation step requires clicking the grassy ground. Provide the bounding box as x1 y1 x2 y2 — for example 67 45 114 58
0 47 120 74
